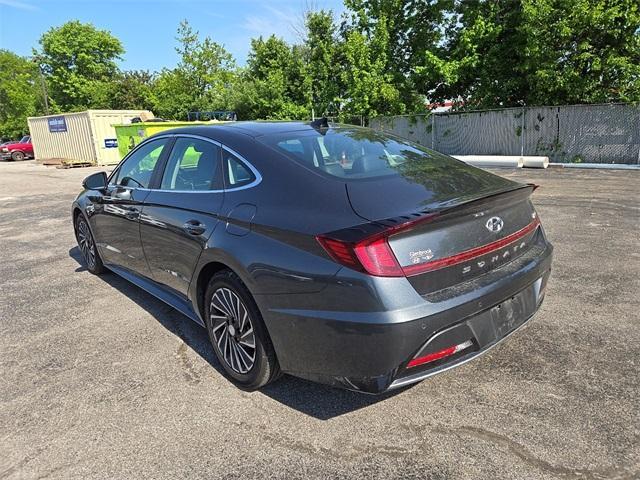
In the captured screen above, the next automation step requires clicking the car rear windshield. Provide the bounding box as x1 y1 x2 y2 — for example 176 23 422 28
259 127 450 180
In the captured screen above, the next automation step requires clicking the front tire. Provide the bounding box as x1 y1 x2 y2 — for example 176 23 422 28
11 151 25 161
204 270 280 390
75 214 105 274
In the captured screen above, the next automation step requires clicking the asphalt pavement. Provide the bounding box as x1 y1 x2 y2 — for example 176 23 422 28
0 160 638 479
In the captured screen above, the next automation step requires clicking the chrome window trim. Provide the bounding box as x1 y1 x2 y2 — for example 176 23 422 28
221 145 263 192
168 133 222 148
108 133 262 193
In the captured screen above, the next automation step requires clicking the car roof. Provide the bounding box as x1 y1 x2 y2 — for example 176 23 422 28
154 121 360 140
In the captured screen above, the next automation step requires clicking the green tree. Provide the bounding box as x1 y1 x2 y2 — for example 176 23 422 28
0 49 43 139
417 0 640 108
152 69 193 119
34 20 124 111
0 50 44 140
416 0 528 108
343 0 450 111
521 0 640 104
152 20 236 119
340 16 402 117
305 10 340 116
109 70 155 111
236 35 308 119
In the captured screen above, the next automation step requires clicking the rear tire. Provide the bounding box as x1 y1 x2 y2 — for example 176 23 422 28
11 151 25 161
75 214 105 274
204 270 280 390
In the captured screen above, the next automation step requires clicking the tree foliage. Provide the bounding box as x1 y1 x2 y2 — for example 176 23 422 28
305 10 340 115
2 4 639 136
152 20 236 119
420 0 640 108
233 35 308 120
0 50 44 139
343 0 451 111
34 20 124 111
521 0 640 105
341 16 402 117
109 70 155 111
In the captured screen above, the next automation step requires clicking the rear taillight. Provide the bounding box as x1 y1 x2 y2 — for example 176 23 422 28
317 234 403 277
317 214 540 278
353 237 404 276
315 236 361 272
316 214 438 277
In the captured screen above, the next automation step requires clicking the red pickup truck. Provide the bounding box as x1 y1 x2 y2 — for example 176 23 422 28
1 136 34 161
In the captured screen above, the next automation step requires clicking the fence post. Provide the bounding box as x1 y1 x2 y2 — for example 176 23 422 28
431 114 435 150
521 106 525 157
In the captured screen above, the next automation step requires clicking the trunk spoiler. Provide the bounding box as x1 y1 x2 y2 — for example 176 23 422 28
326 184 536 243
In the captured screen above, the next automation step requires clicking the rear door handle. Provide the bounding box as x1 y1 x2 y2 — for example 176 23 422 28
183 220 206 235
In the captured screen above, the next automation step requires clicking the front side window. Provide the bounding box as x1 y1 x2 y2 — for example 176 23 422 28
115 138 167 188
161 138 220 191
223 149 255 187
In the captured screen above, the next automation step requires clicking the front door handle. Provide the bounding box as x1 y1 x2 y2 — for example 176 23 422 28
112 187 131 201
183 220 206 235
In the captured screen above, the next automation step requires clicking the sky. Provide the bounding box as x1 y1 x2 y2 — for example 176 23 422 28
0 0 345 70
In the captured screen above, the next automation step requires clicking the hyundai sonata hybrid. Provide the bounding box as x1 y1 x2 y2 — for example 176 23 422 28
72 119 553 393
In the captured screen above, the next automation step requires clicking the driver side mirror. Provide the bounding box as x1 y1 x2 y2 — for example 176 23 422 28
82 171 108 191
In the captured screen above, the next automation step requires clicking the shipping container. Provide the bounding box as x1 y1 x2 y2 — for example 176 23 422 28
27 110 153 166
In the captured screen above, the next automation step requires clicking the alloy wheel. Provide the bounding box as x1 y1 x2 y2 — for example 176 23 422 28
77 219 96 270
209 288 256 374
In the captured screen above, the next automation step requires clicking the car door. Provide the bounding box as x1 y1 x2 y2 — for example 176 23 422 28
139 135 224 296
90 137 171 276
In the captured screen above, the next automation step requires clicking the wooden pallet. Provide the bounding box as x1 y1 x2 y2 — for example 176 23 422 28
55 159 95 169
39 158 63 166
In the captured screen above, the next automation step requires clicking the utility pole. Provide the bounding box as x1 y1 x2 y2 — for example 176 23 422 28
31 56 49 115
39 71 49 115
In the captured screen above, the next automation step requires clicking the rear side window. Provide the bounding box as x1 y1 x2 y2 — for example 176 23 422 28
223 149 255 188
259 128 445 179
161 138 220 191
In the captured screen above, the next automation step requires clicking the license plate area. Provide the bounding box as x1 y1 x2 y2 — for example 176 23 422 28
468 276 542 348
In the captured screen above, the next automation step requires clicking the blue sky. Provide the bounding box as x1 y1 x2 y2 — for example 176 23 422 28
0 0 345 70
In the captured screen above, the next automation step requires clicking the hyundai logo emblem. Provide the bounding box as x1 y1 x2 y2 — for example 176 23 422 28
485 216 504 233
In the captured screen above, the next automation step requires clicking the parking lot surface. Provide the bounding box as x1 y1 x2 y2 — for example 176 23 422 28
1 160 638 479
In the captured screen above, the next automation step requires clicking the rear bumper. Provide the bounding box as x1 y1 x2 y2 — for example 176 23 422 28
261 240 553 394
388 274 547 390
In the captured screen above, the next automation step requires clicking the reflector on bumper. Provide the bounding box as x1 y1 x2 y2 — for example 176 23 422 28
407 339 474 368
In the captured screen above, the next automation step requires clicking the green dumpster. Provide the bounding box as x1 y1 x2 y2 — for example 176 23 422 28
113 121 227 160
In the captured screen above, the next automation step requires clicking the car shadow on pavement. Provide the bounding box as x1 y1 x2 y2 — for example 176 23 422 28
69 247 409 420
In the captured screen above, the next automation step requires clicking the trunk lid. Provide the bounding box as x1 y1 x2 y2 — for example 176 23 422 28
345 168 541 295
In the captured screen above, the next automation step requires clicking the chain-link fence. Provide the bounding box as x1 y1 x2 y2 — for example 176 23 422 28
327 115 368 126
370 103 640 164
